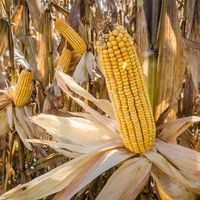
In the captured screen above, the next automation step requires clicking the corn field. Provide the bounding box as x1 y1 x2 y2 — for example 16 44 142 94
0 0 200 199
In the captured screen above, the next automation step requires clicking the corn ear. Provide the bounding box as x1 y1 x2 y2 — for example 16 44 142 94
13 70 33 107
55 18 87 55
96 26 156 153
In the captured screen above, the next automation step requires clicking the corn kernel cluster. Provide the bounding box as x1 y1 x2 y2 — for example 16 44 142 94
13 69 32 107
97 26 156 153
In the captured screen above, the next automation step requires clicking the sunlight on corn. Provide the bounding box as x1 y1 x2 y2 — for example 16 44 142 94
96 26 156 153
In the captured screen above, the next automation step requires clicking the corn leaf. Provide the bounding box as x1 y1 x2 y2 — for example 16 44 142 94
152 165 197 200
0 91 12 109
56 69 115 119
96 157 151 200
155 140 200 174
6 103 13 130
157 116 200 143
0 148 132 200
30 114 120 145
27 139 122 155
56 72 116 132
0 109 9 137
155 0 186 120
13 113 32 151
144 150 200 194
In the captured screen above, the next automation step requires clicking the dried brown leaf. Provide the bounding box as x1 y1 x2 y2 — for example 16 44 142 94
6 103 13 130
12 1 24 33
157 116 200 143
57 70 115 119
0 148 132 200
53 149 132 200
26 0 42 28
155 0 186 120
96 157 151 200
0 109 9 137
30 114 120 145
13 112 32 151
144 150 200 194
0 19 8 55
155 140 200 174
152 166 197 200
0 90 12 110
185 1 200 92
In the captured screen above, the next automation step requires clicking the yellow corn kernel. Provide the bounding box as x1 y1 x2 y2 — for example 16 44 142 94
107 42 112 48
112 30 118 36
55 18 87 55
109 35 116 41
118 41 125 48
13 70 32 107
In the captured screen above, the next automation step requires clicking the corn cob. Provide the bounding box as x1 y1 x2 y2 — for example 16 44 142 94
58 47 72 73
13 69 32 107
96 26 156 153
55 18 87 55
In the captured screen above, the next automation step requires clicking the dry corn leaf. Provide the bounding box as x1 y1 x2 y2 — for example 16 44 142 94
6 103 13 130
0 148 131 200
50 2 69 17
0 90 12 110
74 52 101 85
77 19 88 43
152 166 197 200
35 12 49 89
64 92 116 132
57 70 115 119
157 116 200 143
0 1 6 18
96 157 151 200
144 150 200 194
30 114 120 145
0 19 8 55
28 138 122 155
14 48 32 70
15 107 35 139
12 1 24 33
26 0 42 28
51 147 79 158
155 0 186 120
185 1 200 92
13 113 32 151
22 36 37 69
52 149 132 200
72 52 89 85
69 112 117 129
0 109 9 137
135 1 149 80
155 140 200 174
24 106 44 138
56 71 116 132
